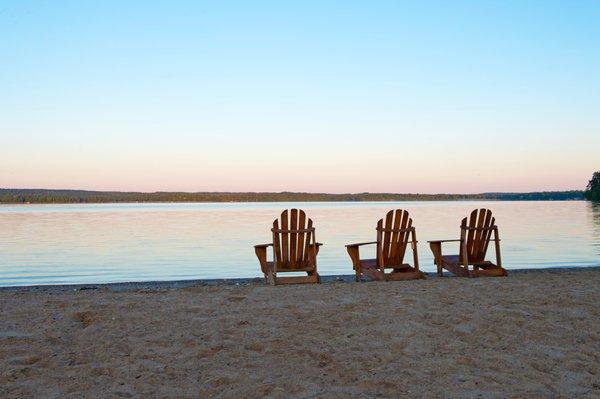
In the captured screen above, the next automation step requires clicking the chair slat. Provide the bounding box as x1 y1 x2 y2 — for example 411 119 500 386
389 210 402 261
472 209 487 260
382 210 393 264
466 209 478 259
480 215 495 260
304 218 313 264
297 210 306 264
290 209 298 268
397 214 411 265
272 219 281 268
281 210 289 267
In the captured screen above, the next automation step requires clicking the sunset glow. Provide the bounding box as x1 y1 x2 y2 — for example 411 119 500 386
1 1 598 193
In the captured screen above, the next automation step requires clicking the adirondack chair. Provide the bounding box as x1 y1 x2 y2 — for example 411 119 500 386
346 209 425 282
428 208 507 278
254 209 322 285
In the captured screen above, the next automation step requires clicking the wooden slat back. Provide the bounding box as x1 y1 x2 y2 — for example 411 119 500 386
376 209 413 267
459 208 496 263
271 209 315 270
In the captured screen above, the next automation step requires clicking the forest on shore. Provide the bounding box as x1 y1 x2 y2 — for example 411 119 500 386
0 188 586 204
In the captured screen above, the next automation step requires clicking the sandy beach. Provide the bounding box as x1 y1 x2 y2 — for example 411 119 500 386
1 268 599 398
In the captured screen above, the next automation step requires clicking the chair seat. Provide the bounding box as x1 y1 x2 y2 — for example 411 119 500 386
266 261 316 272
359 259 412 270
441 256 499 268
441 255 461 265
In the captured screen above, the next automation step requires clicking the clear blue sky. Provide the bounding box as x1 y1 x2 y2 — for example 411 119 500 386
1 1 599 193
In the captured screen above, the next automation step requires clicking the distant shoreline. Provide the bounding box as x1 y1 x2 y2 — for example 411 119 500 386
2 265 598 292
0 188 586 204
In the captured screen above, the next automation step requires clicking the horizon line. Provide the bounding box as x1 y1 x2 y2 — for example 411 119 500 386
0 187 586 195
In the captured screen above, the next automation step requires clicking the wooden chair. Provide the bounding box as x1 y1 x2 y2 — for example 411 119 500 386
428 208 508 278
254 209 322 285
346 209 425 282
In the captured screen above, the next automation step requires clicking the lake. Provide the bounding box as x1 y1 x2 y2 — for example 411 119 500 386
1 201 599 287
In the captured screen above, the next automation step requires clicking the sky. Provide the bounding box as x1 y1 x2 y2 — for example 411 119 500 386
1 1 599 194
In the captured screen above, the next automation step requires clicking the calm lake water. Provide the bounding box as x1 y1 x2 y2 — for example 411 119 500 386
0 201 599 287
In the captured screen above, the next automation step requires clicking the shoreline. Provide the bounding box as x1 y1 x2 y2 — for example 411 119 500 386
2 265 599 293
0 199 588 206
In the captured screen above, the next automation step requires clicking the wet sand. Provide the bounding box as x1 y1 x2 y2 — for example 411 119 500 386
1 268 599 398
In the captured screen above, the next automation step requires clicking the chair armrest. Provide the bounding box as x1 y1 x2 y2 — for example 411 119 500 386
306 243 322 259
254 244 272 275
345 241 377 248
254 243 273 249
427 239 461 244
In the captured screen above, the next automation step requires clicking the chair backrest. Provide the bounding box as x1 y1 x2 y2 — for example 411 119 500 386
459 208 496 263
376 209 413 267
271 209 316 270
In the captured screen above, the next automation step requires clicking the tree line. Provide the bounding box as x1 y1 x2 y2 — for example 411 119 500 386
0 188 586 204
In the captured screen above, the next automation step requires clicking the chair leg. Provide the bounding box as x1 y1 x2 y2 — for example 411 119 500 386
347 246 362 282
268 270 276 285
429 242 443 276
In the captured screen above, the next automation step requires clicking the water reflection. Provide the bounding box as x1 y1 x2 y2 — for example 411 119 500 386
590 201 600 254
0 201 599 286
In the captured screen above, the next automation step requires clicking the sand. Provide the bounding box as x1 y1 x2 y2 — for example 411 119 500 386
1 268 599 398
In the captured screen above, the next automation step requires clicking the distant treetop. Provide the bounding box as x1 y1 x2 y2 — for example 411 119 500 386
0 188 586 204
586 171 600 201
